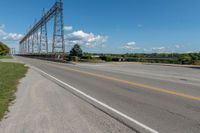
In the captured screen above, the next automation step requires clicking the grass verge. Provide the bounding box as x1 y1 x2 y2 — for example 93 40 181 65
0 62 28 120
0 56 13 59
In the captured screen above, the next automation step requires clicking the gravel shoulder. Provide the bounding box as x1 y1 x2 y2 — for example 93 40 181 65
0 65 134 133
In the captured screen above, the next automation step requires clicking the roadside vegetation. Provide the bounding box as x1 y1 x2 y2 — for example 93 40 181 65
0 56 12 59
79 52 200 65
0 42 10 55
69 44 83 62
0 62 28 120
0 41 12 59
66 44 200 65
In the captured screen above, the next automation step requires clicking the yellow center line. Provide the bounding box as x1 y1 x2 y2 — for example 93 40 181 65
46 63 200 101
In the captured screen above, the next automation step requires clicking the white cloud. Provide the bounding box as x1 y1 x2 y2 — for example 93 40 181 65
143 47 167 53
0 24 23 42
3 33 24 41
65 30 108 48
127 41 136 45
175 45 180 49
121 41 140 51
0 29 7 36
152 47 165 51
64 26 73 31
174 44 185 49
143 48 150 52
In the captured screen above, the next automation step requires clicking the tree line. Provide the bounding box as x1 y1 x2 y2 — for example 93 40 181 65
69 44 200 65
82 52 200 65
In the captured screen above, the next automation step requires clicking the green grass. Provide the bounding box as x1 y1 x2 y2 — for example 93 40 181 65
0 62 28 120
0 56 13 59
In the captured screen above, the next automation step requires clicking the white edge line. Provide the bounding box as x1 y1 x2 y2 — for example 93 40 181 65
31 65 159 133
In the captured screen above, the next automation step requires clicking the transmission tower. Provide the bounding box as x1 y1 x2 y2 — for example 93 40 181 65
20 0 65 58
27 39 29 54
53 0 65 56
32 31 38 53
40 9 48 53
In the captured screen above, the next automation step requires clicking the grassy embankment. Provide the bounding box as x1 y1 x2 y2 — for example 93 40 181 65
0 62 28 120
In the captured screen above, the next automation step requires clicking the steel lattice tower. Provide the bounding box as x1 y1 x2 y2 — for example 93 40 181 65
39 9 48 53
20 0 65 58
27 38 30 54
53 0 65 55
33 31 39 53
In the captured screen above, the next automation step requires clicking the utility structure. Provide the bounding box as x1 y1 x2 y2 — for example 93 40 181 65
19 0 65 59
10 48 16 55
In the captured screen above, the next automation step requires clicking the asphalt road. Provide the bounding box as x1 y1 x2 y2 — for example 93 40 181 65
15 57 200 133
0 63 133 133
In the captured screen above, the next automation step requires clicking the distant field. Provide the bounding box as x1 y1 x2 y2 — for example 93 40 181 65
0 62 28 120
0 56 13 59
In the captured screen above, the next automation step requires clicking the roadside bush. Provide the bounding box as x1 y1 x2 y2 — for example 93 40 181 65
193 60 200 65
124 57 138 62
70 56 79 62
100 55 112 62
178 55 192 64
112 57 121 62
81 55 92 60
0 42 10 55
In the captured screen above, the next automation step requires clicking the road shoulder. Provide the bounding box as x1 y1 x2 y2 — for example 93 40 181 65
0 66 134 133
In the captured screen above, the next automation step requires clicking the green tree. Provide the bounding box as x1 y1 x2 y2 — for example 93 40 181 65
178 55 192 64
69 44 83 57
0 42 10 55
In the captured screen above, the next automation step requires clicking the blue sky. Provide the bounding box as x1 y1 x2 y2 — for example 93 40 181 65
0 0 200 53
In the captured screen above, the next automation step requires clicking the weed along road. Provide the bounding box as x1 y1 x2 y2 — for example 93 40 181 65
16 56 200 133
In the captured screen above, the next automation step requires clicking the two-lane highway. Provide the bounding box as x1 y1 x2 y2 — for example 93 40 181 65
16 57 200 133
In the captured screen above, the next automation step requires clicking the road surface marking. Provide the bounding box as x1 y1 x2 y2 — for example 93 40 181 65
31 65 159 133
47 63 200 101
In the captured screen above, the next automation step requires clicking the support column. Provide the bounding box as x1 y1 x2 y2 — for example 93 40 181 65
52 0 65 58
40 10 48 54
